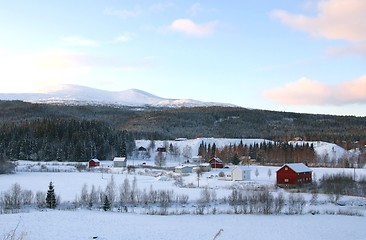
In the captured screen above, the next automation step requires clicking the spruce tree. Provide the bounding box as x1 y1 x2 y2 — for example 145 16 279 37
46 181 57 209
103 195 111 211
120 140 127 157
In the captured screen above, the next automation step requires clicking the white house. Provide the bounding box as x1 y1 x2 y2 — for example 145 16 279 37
175 165 193 174
232 167 251 181
219 167 251 181
113 157 127 168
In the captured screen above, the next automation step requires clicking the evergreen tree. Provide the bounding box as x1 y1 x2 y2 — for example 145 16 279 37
46 181 57 209
120 140 127 157
103 195 111 211
232 153 240 165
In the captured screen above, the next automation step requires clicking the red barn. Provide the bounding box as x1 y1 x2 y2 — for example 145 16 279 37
209 157 224 168
276 163 312 187
88 159 100 168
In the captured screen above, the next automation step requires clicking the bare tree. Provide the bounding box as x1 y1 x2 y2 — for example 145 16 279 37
35 191 46 208
154 151 166 167
182 145 192 160
119 177 131 206
3 219 26 240
105 175 116 208
196 167 204 187
88 184 98 208
80 183 89 207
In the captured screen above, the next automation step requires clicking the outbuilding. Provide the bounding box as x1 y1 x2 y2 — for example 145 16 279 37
276 163 312 187
175 165 193 174
113 157 127 168
219 167 251 181
88 159 100 168
209 157 224 168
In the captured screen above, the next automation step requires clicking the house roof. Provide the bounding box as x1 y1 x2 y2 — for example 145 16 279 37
280 163 312 173
89 159 100 163
175 165 194 169
113 157 126 162
209 157 223 163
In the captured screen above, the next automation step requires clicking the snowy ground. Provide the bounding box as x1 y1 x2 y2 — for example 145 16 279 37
1 162 366 239
1 210 366 240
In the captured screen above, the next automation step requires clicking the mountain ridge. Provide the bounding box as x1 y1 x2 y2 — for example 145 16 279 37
0 84 235 108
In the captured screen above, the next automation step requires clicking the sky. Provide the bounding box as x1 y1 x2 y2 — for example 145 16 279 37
0 0 366 116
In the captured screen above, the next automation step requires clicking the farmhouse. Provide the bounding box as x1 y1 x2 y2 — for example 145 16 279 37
175 165 193 174
276 163 312 187
113 157 127 168
137 146 147 151
88 159 100 168
219 167 251 181
192 163 211 173
209 157 224 168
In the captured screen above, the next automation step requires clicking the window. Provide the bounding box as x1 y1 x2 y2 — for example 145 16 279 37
284 179 288 182
285 167 288 170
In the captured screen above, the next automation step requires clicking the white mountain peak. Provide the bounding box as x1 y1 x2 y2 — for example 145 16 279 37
0 84 236 108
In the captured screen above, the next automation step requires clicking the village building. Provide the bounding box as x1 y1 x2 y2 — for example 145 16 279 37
137 146 147 151
88 159 100 168
219 167 251 181
276 163 312 187
209 157 224 168
113 157 127 168
192 163 212 173
174 165 194 174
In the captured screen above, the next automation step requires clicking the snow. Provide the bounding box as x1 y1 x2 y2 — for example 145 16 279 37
1 164 366 239
283 163 312 173
1 138 366 239
136 138 358 164
0 84 235 107
1 211 365 240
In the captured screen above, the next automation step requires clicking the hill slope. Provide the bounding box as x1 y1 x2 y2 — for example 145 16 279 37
0 84 235 107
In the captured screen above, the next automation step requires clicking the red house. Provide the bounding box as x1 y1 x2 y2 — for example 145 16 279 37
276 163 312 187
88 159 100 168
209 157 224 168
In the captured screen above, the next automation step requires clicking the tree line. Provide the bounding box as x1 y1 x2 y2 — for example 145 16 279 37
198 140 317 166
0 118 135 162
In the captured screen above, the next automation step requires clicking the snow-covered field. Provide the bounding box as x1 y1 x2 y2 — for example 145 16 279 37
1 162 366 239
2 211 366 240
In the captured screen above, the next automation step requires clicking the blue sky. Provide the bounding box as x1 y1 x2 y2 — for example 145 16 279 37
1 0 366 116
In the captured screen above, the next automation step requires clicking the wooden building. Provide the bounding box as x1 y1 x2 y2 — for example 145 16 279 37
208 157 224 168
276 163 312 187
88 159 100 168
113 157 127 168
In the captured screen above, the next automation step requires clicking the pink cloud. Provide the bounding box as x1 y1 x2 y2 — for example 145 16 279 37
263 76 366 105
168 18 219 37
272 0 366 42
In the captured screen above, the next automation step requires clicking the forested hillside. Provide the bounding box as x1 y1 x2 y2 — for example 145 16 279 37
0 100 365 162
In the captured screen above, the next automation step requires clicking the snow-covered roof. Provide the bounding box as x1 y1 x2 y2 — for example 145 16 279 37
113 157 126 162
175 165 194 169
89 159 100 162
209 157 222 163
281 163 312 173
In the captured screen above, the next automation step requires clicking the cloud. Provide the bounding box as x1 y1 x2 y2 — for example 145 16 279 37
188 2 218 16
149 1 175 12
113 32 135 42
168 18 219 37
263 76 366 105
188 2 203 16
62 37 99 47
326 43 366 58
104 7 141 18
0 49 158 93
272 0 366 42
0 49 90 93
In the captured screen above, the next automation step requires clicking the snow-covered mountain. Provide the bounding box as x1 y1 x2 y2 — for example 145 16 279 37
0 84 235 107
